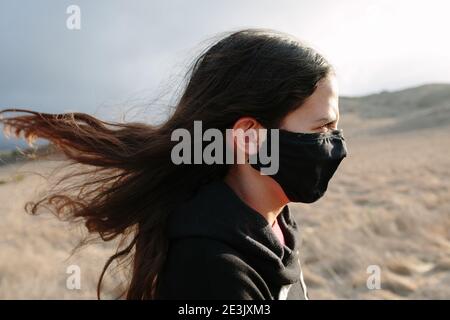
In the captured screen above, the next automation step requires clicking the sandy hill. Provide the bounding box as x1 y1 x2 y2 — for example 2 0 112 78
0 84 449 299
339 83 450 136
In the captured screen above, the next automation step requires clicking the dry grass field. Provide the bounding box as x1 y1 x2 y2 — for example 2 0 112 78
0 84 449 299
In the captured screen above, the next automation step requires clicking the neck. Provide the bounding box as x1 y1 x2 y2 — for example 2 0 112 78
224 165 288 226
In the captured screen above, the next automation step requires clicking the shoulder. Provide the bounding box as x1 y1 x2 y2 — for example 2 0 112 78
170 237 245 264
157 237 271 300
166 237 257 278
171 237 258 277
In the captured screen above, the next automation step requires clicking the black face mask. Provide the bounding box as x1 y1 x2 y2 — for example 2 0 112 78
250 128 348 203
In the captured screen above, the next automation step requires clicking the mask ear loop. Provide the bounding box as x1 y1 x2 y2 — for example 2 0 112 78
246 127 261 165
247 125 271 167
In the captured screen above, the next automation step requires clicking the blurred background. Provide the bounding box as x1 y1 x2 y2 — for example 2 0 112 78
0 0 449 299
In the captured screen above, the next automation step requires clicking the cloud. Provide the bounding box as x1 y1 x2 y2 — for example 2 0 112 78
0 0 449 121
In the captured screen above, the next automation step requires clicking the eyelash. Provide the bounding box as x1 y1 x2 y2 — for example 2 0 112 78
319 122 336 129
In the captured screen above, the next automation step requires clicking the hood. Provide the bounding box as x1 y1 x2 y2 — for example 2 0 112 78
167 179 302 287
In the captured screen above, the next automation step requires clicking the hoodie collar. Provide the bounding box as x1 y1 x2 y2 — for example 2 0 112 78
168 179 301 286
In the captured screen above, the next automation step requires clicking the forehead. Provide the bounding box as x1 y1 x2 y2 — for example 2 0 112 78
292 76 339 121
279 76 340 131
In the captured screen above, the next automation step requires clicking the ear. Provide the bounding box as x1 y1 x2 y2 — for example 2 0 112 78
230 117 263 164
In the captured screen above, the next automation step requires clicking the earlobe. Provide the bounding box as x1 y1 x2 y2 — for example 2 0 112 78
230 117 265 165
233 127 260 165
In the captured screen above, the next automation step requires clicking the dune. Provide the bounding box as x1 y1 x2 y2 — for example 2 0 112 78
0 84 449 299
293 83 450 299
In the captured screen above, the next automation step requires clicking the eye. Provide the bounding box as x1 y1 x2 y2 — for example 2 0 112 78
327 121 338 129
316 121 337 132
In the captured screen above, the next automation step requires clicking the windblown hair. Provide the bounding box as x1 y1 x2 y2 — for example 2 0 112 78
0 28 332 299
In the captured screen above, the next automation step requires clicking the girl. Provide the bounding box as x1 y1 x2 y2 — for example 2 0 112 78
0 28 347 300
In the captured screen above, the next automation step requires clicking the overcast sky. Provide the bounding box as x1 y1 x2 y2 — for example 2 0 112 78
1 0 449 120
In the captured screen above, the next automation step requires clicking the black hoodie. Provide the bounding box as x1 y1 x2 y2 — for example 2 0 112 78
156 179 308 300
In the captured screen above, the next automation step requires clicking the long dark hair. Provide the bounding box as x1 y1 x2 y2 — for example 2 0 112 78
0 28 332 299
